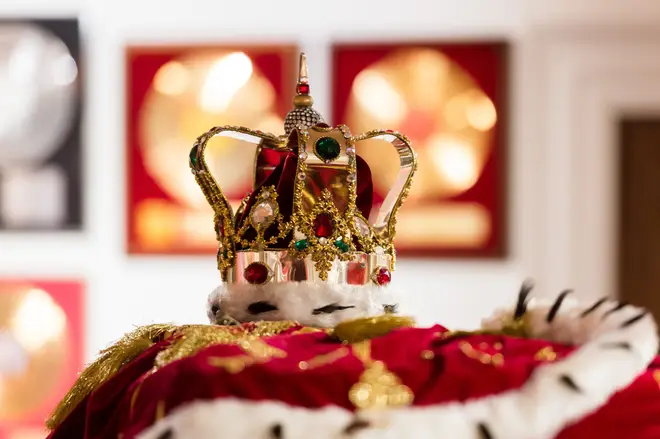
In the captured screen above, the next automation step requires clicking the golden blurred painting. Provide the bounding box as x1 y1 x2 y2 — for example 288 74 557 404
126 45 297 254
0 280 83 436
333 43 507 257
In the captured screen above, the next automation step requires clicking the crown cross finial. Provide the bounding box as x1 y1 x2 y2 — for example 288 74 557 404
285 52 323 133
297 53 309 87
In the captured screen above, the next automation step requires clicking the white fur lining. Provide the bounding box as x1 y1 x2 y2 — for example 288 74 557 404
207 282 402 328
142 294 658 439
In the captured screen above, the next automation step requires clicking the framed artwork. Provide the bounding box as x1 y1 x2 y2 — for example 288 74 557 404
332 42 508 257
0 19 83 230
0 280 84 438
126 44 298 254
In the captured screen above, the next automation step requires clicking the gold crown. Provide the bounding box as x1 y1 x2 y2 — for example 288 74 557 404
189 53 417 286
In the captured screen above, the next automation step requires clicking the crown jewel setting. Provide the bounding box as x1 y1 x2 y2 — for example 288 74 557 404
189 53 417 286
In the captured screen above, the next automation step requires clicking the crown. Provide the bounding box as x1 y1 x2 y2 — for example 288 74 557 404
189 53 416 287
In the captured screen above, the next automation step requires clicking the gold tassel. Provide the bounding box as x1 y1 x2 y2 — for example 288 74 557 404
46 323 178 431
332 315 416 344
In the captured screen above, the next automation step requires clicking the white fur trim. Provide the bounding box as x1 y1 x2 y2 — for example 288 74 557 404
207 282 401 328
145 295 658 439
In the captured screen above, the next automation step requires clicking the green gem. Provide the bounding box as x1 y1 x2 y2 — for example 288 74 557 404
295 239 309 251
315 137 341 162
189 144 199 167
335 239 349 252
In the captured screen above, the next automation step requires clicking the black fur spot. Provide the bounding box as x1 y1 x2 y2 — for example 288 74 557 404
343 418 371 435
621 311 647 328
603 302 628 319
312 303 355 315
559 374 581 393
210 304 220 316
383 304 399 314
600 341 632 350
477 422 494 439
547 289 572 323
156 429 173 439
580 297 608 317
514 280 534 320
247 301 279 315
270 423 283 439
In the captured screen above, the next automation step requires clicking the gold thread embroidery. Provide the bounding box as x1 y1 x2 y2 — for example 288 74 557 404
534 346 558 362
209 355 255 374
348 341 413 410
155 322 297 368
299 347 350 370
458 341 504 367
290 327 324 335
421 350 435 360
129 379 144 420
155 400 166 421
207 339 287 374
47 323 178 430
652 370 660 389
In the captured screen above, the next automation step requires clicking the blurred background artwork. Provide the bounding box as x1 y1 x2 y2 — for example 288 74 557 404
0 19 82 231
126 45 298 254
0 280 83 439
333 43 507 257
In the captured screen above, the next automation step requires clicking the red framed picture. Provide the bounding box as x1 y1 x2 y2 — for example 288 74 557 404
333 43 508 257
0 280 84 438
126 45 298 254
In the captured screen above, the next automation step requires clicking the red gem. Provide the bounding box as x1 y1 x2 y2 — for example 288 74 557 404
297 83 310 95
313 213 333 238
244 262 269 284
374 267 391 286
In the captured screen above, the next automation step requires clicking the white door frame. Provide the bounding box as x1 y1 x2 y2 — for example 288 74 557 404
523 27 660 300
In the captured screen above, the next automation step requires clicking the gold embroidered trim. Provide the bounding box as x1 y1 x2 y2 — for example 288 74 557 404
46 323 178 430
154 321 298 368
534 346 558 362
332 314 416 344
298 347 350 371
348 340 414 410
652 370 660 389
458 341 504 367
208 339 287 374
129 379 144 420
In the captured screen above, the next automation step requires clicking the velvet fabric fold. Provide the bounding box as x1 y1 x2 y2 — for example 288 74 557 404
47 325 660 439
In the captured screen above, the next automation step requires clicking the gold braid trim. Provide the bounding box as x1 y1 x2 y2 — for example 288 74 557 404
46 324 178 431
332 315 416 344
154 321 300 368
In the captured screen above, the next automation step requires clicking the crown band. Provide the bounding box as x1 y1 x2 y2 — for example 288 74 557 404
227 250 393 286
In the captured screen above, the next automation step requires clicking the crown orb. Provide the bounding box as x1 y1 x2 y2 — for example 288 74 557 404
244 262 270 284
284 107 324 134
314 137 341 162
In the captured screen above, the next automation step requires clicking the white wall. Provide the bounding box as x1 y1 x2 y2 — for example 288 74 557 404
1 0 660 360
